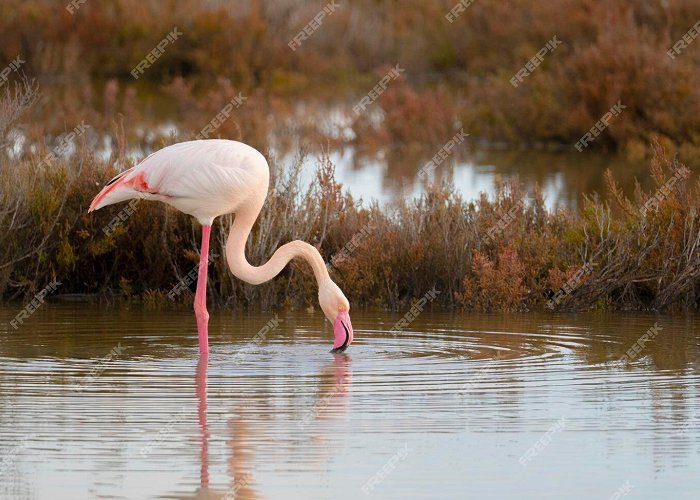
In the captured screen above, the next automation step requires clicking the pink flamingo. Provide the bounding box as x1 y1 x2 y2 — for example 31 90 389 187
88 139 354 354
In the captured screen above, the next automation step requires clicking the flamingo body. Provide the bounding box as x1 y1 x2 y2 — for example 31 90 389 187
89 139 354 355
90 140 268 225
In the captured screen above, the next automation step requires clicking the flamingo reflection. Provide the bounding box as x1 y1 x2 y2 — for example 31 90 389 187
192 352 352 498
195 354 258 499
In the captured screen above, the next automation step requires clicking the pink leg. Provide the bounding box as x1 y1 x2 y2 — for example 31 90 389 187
195 225 211 354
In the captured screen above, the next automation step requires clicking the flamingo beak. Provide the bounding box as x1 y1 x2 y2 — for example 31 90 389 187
331 310 353 353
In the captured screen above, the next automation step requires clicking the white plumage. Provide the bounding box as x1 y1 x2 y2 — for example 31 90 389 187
90 139 269 225
89 139 354 355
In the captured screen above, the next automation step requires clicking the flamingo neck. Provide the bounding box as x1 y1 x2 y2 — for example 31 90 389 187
225 204 330 286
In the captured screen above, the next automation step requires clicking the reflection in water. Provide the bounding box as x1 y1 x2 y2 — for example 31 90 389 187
196 355 210 495
308 103 665 209
288 144 650 211
12 86 664 212
194 353 260 500
0 305 699 499
191 348 351 499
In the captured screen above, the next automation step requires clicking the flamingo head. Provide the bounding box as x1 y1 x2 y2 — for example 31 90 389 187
319 279 354 353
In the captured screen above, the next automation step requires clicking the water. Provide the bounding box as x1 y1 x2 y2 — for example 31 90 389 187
12 87 653 211
274 102 648 210
298 146 646 210
1 305 699 499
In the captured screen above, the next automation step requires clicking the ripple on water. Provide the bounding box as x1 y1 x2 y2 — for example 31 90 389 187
0 306 699 499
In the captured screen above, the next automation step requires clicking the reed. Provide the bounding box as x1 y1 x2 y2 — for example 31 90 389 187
1 122 699 312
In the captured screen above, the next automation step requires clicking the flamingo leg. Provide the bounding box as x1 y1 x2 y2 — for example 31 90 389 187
195 224 212 354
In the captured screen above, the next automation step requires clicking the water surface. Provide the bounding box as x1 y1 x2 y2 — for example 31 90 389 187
1 305 699 499
11 88 655 211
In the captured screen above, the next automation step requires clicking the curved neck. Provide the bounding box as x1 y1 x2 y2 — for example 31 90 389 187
225 205 330 286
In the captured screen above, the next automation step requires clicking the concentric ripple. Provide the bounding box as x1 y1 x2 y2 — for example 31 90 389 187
0 305 699 499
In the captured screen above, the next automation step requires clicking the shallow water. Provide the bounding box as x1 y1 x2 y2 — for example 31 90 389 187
1 304 699 499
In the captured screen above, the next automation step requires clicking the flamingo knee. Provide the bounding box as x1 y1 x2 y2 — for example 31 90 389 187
194 301 209 320
195 300 209 353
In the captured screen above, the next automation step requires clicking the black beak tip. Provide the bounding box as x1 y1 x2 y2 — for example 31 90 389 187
329 320 351 354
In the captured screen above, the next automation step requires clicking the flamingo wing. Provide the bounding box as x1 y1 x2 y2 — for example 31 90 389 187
88 140 269 224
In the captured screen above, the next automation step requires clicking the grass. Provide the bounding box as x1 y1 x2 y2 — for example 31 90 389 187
3 0 700 312
1 97 699 313
2 0 700 156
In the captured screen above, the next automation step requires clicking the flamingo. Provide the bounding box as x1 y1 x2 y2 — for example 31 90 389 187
88 139 354 355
